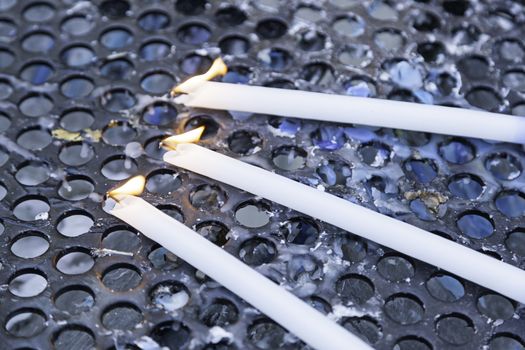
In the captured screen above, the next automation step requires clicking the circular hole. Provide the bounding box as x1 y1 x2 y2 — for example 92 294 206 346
358 142 391 167
100 26 134 49
281 217 319 245
60 75 94 99
404 159 438 184
15 161 50 186
394 336 432 350
435 313 475 345
384 294 424 325
485 9 514 31
272 145 307 171
180 53 212 75
175 0 207 15
256 18 287 39
58 175 95 201
56 248 95 275
435 72 458 96
140 70 174 94
17 127 51 151
0 79 12 100
452 23 481 47
0 111 10 131
8 269 47 297
61 14 94 36
219 35 250 55
146 169 181 194
101 156 138 181
247 319 286 349
102 263 142 291
316 160 352 186
189 184 227 211
338 44 373 67
412 10 440 31
19 93 53 117
257 47 292 72
148 244 180 270
374 28 405 52
150 281 190 312
485 153 522 181
410 198 436 222
60 45 95 68
333 14 365 37
195 221 229 247
426 273 465 302
457 211 494 239
300 62 334 86
336 274 375 304
23 1 55 22
0 47 14 68
228 130 262 155
177 23 211 45
58 142 94 166
439 139 475 164
489 334 525 350
0 0 15 11
477 294 514 320
151 321 192 350
215 6 246 27
506 229 525 256
377 255 414 282
443 0 470 16
159 204 185 223
21 31 55 52
138 10 170 32
344 76 377 97
466 87 502 111
457 55 489 80
144 135 168 160
19 61 54 85
99 0 130 18
448 173 484 200
368 0 397 20
235 201 271 228
184 115 219 139
102 226 140 252
343 316 383 344
295 5 324 22
5 308 46 338
54 285 95 314
239 238 277 266
101 88 136 112
57 211 94 237
10 232 49 258
13 196 50 221
503 69 525 92
311 125 346 151
417 41 445 64
60 108 94 132
53 326 95 350
306 295 332 314
495 38 524 62
142 102 178 126
102 121 136 146
99 58 134 80
297 29 326 52
139 39 171 61
201 298 239 326
513 103 525 116
102 303 143 330
495 191 525 218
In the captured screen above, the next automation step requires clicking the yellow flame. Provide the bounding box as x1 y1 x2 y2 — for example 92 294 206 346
161 126 205 150
107 175 146 199
172 57 228 95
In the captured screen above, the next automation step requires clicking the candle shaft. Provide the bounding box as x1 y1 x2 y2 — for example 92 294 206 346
165 144 525 304
175 82 525 144
110 195 373 350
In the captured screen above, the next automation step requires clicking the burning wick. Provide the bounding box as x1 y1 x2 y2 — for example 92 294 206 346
172 58 525 143
171 57 227 95
160 126 205 150
104 176 370 350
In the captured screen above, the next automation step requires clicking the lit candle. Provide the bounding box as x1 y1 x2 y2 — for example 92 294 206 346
173 58 525 144
162 130 525 304
105 176 373 350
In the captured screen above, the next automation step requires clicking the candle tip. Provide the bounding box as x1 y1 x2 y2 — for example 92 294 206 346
161 126 205 150
107 175 146 200
171 57 228 95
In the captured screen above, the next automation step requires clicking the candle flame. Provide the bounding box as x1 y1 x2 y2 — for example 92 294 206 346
161 126 205 150
172 57 228 95
107 175 146 199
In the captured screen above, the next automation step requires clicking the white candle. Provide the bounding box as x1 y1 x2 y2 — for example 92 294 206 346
106 177 373 350
164 144 525 304
173 59 525 144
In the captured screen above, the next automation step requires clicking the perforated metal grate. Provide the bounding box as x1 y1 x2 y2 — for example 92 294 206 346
0 0 524 349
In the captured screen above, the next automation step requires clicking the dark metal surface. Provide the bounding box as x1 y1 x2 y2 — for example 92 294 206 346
0 0 524 349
